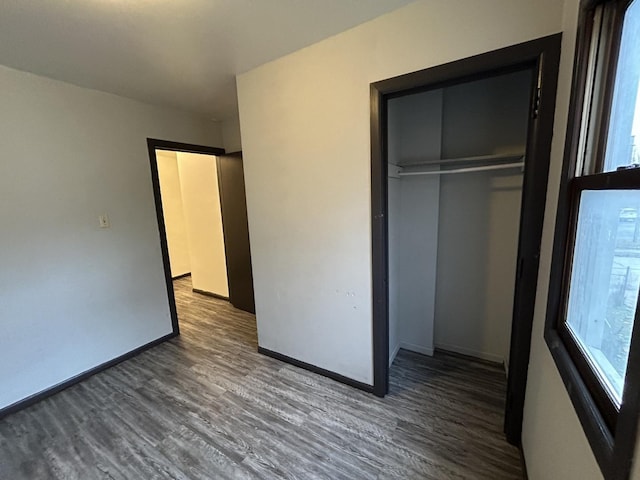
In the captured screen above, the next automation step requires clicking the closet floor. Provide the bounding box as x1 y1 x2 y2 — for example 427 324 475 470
0 278 523 479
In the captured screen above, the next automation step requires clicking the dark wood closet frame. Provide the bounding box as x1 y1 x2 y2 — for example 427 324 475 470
147 138 226 335
370 34 562 446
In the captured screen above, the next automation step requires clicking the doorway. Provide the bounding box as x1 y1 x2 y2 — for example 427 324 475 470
147 139 256 336
370 34 562 445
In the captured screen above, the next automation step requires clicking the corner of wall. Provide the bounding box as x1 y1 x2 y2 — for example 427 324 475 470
222 117 242 153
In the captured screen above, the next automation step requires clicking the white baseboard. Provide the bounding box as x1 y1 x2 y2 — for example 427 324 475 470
400 342 434 356
434 342 504 365
389 343 401 367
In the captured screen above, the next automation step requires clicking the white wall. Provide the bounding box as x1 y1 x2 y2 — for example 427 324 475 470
0 64 221 410
388 90 442 166
388 175 441 365
388 89 442 364
396 175 440 357
237 0 564 385
441 70 533 159
177 152 229 298
435 172 523 364
156 150 191 277
433 70 531 365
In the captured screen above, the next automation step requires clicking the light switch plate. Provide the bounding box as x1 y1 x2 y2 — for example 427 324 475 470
99 214 110 228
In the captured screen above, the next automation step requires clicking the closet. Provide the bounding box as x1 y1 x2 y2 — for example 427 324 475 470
387 68 534 369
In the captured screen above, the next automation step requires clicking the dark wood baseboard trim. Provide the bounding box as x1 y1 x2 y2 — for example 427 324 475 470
257 346 374 394
172 272 191 280
193 288 229 301
0 332 178 420
434 348 504 368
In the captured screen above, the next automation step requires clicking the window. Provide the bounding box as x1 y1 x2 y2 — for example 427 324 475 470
546 0 640 478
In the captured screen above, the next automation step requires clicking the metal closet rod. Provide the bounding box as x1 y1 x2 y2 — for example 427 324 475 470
398 161 524 176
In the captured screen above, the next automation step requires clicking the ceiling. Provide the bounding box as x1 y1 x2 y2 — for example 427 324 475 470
0 0 414 121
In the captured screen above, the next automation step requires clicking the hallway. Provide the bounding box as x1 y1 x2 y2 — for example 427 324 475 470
0 278 523 479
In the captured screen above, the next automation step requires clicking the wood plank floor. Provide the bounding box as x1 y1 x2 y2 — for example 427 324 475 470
0 278 523 479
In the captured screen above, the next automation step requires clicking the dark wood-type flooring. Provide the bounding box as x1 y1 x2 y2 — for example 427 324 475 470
0 277 523 479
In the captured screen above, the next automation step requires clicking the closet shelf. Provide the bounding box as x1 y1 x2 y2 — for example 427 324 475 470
399 152 525 168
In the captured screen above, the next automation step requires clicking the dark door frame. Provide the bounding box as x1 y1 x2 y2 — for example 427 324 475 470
369 34 562 445
147 138 226 335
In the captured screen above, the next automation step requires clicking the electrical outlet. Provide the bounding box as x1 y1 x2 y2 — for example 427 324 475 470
99 214 110 228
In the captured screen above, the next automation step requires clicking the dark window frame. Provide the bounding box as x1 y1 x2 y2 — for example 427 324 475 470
545 0 640 478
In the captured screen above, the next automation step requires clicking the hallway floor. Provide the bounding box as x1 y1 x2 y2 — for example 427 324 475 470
0 277 523 479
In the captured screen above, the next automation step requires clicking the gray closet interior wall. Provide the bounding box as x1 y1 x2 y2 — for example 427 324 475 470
387 68 533 368
388 90 443 365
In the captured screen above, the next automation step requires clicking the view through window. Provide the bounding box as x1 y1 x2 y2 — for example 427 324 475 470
565 0 640 411
547 0 640 476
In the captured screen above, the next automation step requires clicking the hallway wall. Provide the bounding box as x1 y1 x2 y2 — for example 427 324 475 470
177 152 229 298
156 150 191 278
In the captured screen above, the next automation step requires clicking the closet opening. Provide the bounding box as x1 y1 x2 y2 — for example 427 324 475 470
370 34 562 445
